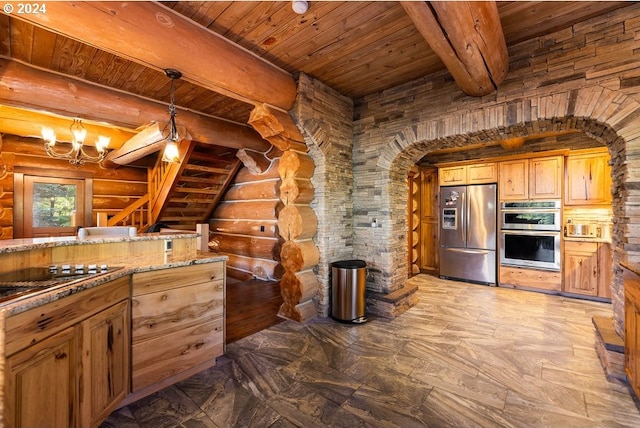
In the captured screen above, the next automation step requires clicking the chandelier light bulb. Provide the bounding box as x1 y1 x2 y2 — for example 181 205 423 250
41 126 57 146
96 135 110 153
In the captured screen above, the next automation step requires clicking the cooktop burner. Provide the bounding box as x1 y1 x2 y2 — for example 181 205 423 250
0 266 122 303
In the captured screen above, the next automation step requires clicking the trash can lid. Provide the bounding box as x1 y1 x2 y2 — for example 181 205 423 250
332 259 366 269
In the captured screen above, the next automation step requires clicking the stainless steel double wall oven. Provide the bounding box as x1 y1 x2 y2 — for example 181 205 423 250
499 200 562 271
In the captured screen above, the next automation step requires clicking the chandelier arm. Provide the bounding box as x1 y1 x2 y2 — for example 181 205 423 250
44 143 77 159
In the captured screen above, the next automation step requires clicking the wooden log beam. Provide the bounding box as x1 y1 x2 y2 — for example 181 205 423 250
236 148 274 175
0 59 271 153
248 104 307 152
401 1 508 96
210 219 278 238
208 234 280 260
222 180 280 202
212 200 281 221
224 253 281 281
277 205 318 241
102 123 189 167
12 1 296 110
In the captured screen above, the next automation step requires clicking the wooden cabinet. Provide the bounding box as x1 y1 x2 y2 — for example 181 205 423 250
565 149 611 205
467 163 497 184
80 299 130 427
4 276 130 428
438 162 497 186
498 159 528 199
499 156 562 200
439 164 467 186
624 268 640 399
131 262 225 395
499 265 562 292
563 241 612 299
530 156 563 199
5 327 78 428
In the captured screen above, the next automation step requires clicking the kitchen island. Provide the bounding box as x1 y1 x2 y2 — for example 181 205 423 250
0 232 226 428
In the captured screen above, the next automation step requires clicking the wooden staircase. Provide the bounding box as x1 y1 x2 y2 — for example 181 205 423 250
107 141 241 232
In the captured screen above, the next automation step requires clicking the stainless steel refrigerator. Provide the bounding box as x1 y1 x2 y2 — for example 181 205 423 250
439 184 497 284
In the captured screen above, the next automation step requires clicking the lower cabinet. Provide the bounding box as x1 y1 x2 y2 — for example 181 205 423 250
624 268 640 398
499 265 562 292
130 262 225 396
563 241 612 299
3 276 130 428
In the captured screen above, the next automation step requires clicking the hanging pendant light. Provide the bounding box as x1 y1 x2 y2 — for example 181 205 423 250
161 69 183 163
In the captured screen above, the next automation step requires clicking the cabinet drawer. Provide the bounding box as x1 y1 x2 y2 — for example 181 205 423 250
5 276 130 356
499 266 561 292
132 280 224 342
132 318 224 391
132 262 224 295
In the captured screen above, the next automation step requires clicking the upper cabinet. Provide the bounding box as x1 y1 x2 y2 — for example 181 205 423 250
499 155 563 200
439 162 497 186
565 148 611 206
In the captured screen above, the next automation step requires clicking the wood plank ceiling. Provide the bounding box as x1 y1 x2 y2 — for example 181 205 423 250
0 1 630 149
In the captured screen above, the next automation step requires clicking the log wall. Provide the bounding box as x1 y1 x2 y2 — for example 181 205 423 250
0 135 147 239
209 161 282 282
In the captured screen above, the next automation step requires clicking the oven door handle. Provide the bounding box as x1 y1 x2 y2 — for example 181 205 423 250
501 230 561 236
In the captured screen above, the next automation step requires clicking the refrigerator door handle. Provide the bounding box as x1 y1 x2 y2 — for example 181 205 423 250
445 248 492 255
461 191 466 243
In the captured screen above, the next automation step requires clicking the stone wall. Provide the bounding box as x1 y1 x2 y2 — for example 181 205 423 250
292 73 355 317
351 3 640 335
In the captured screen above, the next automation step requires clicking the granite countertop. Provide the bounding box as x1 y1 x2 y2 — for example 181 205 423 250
0 251 227 316
0 232 200 254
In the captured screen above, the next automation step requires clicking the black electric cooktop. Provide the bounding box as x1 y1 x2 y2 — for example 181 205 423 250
0 266 122 302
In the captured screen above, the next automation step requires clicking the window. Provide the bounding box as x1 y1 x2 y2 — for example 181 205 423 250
14 169 93 238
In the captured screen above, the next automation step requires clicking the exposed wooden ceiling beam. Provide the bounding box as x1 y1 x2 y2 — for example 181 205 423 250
401 1 508 96
0 105 136 149
10 1 297 111
0 59 271 153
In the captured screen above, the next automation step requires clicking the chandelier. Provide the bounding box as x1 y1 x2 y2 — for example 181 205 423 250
42 119 110 166
161 68 183 163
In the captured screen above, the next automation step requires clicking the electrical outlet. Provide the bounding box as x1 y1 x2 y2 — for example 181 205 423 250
164 239 173 253
260 225 265 232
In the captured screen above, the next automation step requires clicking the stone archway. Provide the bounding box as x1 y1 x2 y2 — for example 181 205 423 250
375 85 638 336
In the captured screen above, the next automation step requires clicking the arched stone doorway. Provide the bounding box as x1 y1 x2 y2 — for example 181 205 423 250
374 85 636 337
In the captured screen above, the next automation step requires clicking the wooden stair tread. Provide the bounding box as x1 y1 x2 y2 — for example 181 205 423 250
173 187 220 194
184 164 231 174
179 175 226 184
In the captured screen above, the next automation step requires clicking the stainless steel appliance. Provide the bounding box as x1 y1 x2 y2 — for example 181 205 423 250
501 200 561 231
440 184 497 285
499 200 561 271
500 230 561 270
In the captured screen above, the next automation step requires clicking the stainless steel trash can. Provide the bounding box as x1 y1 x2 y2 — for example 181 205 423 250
331 260 367 323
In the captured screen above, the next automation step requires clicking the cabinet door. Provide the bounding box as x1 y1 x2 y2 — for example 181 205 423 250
81 300 130 428
565 152 611 205
564 242 598 296
419 168 438 275
530 156 562 199
5 326 78 428
499 159 528 200
467 163 497 184
598 243 612 299
438 165 466 186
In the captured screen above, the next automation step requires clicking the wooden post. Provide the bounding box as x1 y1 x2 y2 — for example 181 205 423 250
248 104 319 322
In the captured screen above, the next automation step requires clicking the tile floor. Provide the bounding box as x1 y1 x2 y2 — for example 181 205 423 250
102 274 640 427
